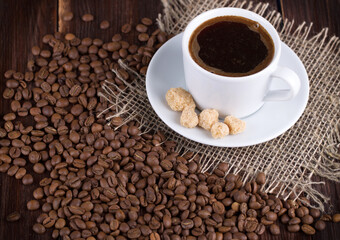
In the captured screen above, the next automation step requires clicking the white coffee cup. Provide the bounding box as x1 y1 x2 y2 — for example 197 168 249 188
182 8 301 118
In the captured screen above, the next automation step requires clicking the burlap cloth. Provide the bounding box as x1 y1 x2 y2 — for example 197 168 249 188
100 0 340 211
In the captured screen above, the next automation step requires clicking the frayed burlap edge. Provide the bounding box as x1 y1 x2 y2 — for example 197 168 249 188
100 0 340 211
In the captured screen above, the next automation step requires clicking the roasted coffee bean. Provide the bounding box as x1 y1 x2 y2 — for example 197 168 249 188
107 42 121 52
0 154 11 164
33 188 44 200
4 113 16 121
302 214 314 224
310 208 321 218
231 202 240 212
233 232 247 240
13 72 24 80
33 163 45 174
150 232 160 240
138 33 149 42
141 17 153 26
127 228 141 238
31 46 41 56
13 158 26 166
269 224 280 235
136 24 148 33
287 224 300 232
0 163 10 173
301 224 316 235
289 217 301 225
212 201 225 214
65 33 75 41
140 66 148 75
181 219 194 229
6 79 19 88
320 214 332 221
100 20 110 29
244 217 258 232
82 13 94 22
0 128 6 138
121 23 132 33
288 208 296 218
11 100 21 112
6 211 21 222
315 220 326 231
233 190 249 203
333 213 340 223
265 211 277 221
296 207 306 218
255 223 266 236
22 174 33 185
42 217 55 228
27 200 40 211
3 88 15 99
15 167 26 179
63 11 73 21
157 31 167 43
55 218 66 229
7 165 19 176
4 70 15 78
33 223 46 234
69 84 82 96
247 232 259 240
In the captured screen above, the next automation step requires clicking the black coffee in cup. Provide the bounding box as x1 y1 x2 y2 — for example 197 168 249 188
189 16 274 77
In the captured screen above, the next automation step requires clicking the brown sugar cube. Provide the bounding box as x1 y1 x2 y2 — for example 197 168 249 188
224 116 246 135
165 88 195 111
211 122 229 139
180 106 198 128
198 109 219 130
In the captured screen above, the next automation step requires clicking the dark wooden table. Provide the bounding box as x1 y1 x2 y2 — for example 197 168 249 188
0 0 339 239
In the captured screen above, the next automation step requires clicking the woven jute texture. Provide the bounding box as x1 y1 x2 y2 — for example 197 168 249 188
100 0 340 211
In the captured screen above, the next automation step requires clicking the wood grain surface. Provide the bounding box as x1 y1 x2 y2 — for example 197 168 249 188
280 0 340 36
0 0 339 239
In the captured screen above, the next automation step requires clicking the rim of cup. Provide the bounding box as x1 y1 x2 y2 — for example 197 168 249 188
182 7 282 82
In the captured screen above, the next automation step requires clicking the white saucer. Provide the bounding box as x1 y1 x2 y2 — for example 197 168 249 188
146 33 309 147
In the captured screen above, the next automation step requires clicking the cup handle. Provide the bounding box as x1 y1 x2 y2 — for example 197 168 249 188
263 66 301 101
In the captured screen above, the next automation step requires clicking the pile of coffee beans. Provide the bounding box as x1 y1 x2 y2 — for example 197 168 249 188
0 16 168 184
0 15 338 239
